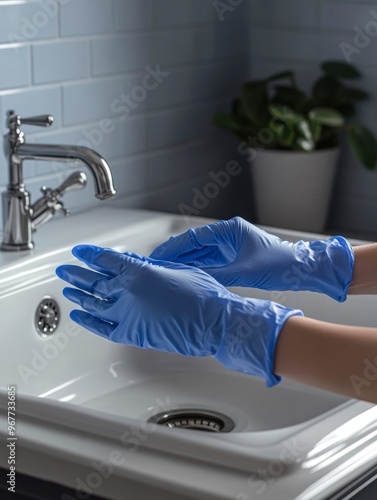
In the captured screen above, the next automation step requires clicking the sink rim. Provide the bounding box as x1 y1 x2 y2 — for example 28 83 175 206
1 385 376 500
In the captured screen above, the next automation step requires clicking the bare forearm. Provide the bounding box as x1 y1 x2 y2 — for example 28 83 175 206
348 243 377 295
274 315 377 404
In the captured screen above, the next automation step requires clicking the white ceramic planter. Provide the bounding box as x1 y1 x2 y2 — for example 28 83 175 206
251 147 340 232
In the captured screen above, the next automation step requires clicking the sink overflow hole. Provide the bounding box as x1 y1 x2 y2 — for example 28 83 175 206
35 297 60 336
148 409 235 433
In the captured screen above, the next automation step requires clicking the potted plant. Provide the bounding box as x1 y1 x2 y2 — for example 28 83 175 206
213 61 377 232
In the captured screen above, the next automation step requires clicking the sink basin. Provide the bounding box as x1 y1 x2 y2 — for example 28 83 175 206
0 206 376 500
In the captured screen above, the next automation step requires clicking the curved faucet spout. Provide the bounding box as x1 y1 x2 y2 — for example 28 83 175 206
15 143 116 200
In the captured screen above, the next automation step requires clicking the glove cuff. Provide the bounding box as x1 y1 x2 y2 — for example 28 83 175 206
214 297 304 388
293 236 354 302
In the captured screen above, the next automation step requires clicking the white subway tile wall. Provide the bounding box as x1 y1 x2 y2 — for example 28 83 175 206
0 0 251 231
249 0 377 236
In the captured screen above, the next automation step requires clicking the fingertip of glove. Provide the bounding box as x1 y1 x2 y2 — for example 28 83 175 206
55 265 67 280
72 244 99 259
69 309 82 323
62 286 75 300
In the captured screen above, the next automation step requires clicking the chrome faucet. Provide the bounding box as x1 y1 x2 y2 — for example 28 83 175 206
1 110 116 251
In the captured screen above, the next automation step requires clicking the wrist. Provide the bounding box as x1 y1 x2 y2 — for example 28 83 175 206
348 243 377 295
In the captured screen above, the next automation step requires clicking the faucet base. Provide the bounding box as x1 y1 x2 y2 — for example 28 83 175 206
0 241 34 251
1 188 34 251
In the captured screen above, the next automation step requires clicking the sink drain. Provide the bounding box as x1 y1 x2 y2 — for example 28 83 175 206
148 409 235 433
35 297 60 336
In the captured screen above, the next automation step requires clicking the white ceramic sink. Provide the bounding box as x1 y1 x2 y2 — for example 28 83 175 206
0 206 376 500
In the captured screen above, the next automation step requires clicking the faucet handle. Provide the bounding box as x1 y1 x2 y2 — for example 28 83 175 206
7 111 54 145
54 172 87 196
20 114 54 127
54 200 70 218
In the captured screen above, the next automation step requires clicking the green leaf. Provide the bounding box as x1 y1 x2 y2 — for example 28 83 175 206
297 119 313 142
294 137 315 151
276 124 295 147
272 85 307 109
335 102 355 118
308 108 345 127
348 125 377 170
268 116 297 147
312 76 342 103
269 118 285 135
338 87 369 103
212 112 260 141
268 104 304 125
298 97 322 115
212 112 243 133
321 61 360 79
240 81 269 126
309 121 322 143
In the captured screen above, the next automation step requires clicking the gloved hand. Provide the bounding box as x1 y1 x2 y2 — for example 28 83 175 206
150 217 355 302
56 245 303 387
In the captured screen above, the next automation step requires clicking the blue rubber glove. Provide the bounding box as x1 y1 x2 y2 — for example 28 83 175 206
56 245 303 387
150 217 355 302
